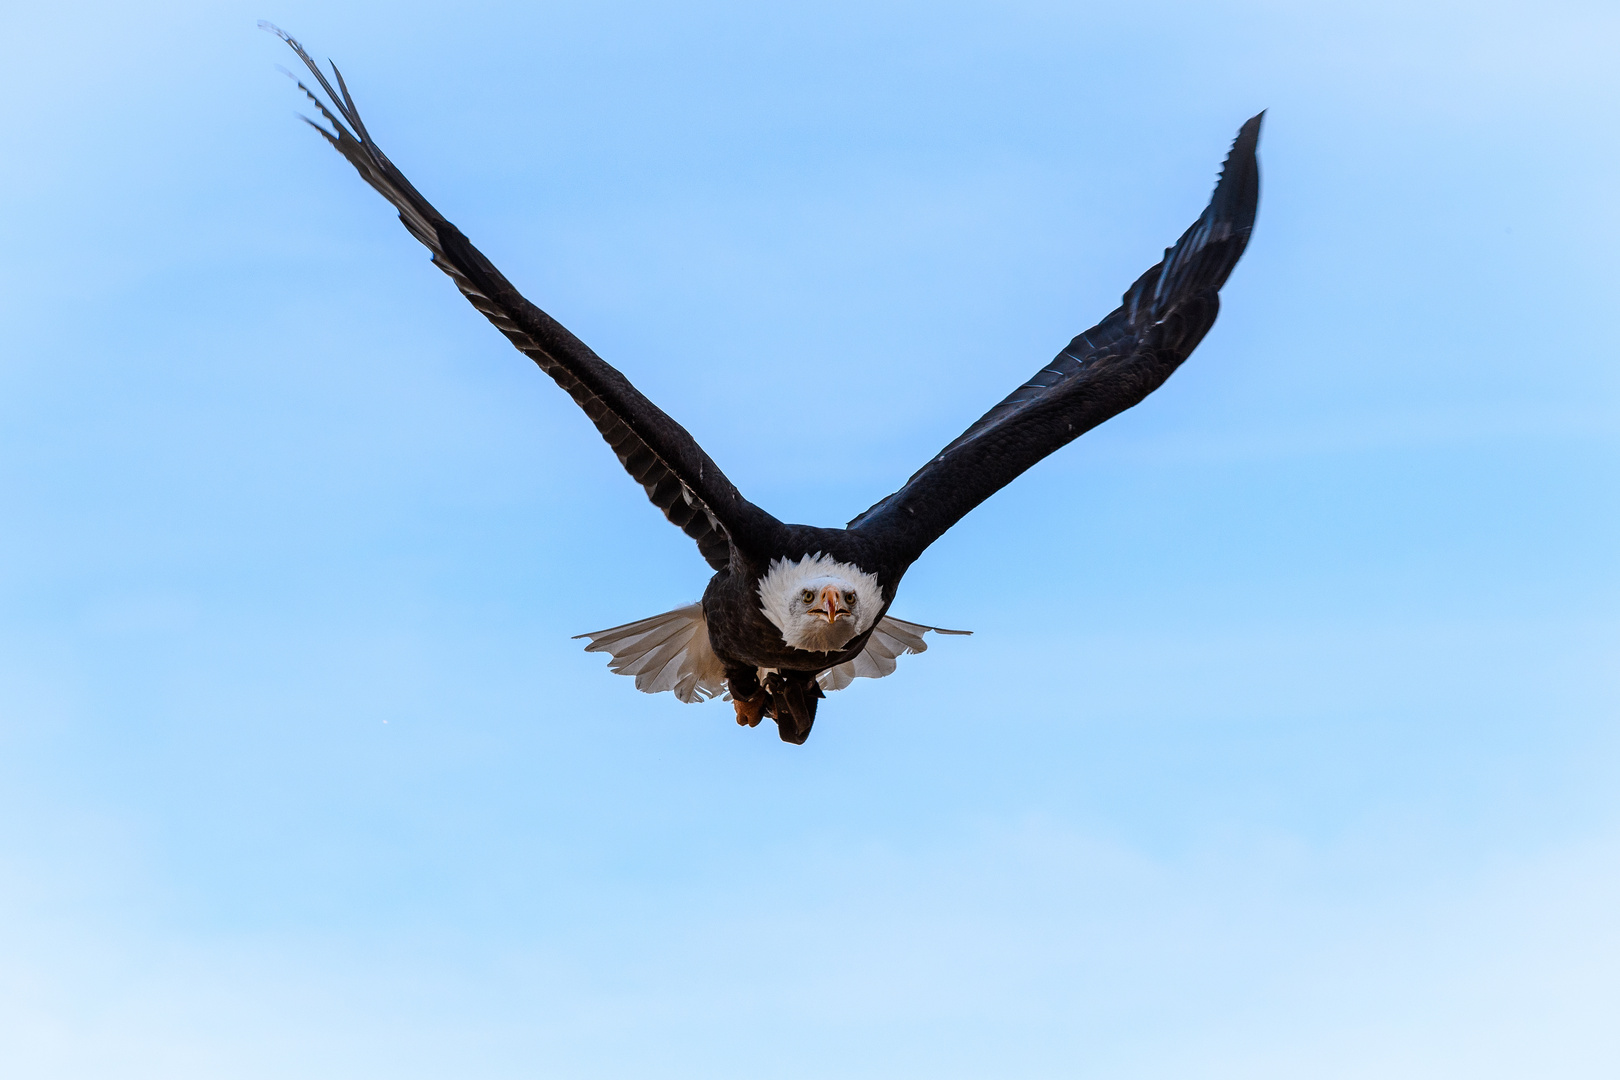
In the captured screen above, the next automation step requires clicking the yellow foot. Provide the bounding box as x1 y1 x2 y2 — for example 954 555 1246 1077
733 694 766 728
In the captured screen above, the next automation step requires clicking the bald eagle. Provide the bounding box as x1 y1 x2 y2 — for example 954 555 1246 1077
268 27 1261 744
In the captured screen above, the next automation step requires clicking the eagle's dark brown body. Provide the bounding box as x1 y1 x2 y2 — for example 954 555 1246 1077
699 529 902 742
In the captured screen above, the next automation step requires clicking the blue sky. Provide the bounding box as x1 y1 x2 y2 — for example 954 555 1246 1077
1 0 1616 1076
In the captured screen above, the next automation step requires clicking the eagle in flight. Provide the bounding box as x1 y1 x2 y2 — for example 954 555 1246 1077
268 26 1261 744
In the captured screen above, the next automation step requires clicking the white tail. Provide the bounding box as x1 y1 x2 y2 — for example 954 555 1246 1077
573 604 727 703
816 617 971 691
577 606 970 702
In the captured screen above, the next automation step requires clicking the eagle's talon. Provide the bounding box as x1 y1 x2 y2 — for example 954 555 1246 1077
733 695 766 728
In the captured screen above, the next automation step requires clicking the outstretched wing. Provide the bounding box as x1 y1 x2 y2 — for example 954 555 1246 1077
849 114 1262 563
266 26 780 570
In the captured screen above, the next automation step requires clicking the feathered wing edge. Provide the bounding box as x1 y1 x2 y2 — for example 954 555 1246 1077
848 113 1262 561
263 24 781 570
574 608 968 702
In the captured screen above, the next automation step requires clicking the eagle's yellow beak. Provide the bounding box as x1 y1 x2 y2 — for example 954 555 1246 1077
814 585 848 623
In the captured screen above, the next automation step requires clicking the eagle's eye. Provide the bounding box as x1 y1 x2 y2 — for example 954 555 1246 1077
843 591 857 607
800 589 816 603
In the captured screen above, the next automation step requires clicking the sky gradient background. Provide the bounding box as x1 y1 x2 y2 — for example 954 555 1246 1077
1 1 1617 1076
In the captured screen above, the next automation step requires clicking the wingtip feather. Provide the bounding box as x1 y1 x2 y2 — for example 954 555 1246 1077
1211 111 1263 231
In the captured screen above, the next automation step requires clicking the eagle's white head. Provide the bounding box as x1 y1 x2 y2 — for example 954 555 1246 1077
757 553 884 653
